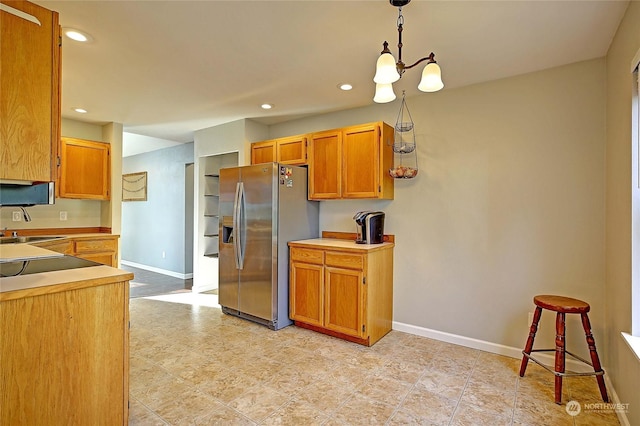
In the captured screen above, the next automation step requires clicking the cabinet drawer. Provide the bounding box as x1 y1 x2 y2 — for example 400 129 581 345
290 247 324 265
325 252 363 270
74 238 117 254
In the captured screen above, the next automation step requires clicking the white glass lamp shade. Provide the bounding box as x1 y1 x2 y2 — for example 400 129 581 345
374 52 400 84
373 83 396 103
418 62 444 92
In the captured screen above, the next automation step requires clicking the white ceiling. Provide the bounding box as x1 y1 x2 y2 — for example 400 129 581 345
35 0 629 152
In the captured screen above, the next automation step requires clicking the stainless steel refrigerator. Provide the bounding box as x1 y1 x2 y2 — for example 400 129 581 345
218 163 319 330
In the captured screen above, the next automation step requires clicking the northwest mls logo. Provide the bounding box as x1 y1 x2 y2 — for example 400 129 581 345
566 400 581 416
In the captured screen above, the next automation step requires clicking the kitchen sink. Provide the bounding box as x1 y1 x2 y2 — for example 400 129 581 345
0 236 64 245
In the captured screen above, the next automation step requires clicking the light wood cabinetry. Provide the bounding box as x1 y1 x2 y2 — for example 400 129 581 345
308 122 394 200
251 134 308 165
59 137 111 200
289 239 394 346
32 234 119 266
0 270 131 425
0 0 61 182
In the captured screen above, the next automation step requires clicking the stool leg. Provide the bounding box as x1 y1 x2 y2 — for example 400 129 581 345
554 312 566 405
520 306 542 377
581 313 609 403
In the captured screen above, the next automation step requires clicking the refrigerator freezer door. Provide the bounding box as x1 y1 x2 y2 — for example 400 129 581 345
237 164 277 322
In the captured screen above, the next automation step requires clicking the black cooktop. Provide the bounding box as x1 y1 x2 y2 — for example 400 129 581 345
0 256 101 278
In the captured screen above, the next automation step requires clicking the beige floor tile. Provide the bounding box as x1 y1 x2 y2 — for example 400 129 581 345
128 298 620 426
416 368 469 401
330 393 397 425
296 377 356 413
227 383 292 423
196 370 259 403
460 377 517 418
355 373 414 405
399 388 457 423
451 401 513 426
128 397 168 425
261 399 329 426
387 408 439 426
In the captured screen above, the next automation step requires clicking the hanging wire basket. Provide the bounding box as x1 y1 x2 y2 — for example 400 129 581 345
389 91 418 179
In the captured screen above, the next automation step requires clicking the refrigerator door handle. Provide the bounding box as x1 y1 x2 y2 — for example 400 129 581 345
232 182 241 269
236 182 246 270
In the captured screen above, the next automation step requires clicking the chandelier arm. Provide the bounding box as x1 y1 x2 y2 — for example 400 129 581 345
402 52 436 71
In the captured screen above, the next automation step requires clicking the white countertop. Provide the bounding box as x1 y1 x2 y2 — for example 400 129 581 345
0 244 64 262
288 238 395 252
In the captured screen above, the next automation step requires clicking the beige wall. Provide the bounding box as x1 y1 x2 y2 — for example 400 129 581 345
0 118 115 231
271 58 607 362
605 1 640 423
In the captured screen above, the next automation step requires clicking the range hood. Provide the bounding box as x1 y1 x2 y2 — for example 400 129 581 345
0 182 55 206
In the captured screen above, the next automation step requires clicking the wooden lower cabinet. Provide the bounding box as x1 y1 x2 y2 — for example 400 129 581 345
32 234 119 266
0 275 130 425
289 239 394 346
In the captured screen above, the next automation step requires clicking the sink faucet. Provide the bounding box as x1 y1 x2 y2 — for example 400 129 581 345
19 207 31 222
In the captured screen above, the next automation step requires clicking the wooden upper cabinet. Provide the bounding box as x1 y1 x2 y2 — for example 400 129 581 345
251 140 276 165
308 129 342 199
251 134 307 165
276 135 307 165
0 0 61 182
59 137 111 200
308 122 394 200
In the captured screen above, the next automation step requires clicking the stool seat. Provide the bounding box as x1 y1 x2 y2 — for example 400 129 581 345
520 294 608 405
534 295 590 314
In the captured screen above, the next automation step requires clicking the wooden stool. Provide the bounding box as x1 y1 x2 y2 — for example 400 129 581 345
519 295 609 405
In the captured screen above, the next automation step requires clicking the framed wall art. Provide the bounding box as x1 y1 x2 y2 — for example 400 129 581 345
122 171 147 201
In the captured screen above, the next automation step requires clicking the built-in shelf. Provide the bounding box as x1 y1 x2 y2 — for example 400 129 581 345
200 152 237 260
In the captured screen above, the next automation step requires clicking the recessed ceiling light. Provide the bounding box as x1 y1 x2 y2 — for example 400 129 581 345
73 108 88 114
338 83 353 91
63 28 93 43
261 103 273 110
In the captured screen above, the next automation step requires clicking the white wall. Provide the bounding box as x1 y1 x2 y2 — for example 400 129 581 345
270 59 607 361
605 1 640 423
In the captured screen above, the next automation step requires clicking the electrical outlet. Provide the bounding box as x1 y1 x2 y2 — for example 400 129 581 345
162 251 166 259
12 211 21 222
528 312 533 327
59 211 67 221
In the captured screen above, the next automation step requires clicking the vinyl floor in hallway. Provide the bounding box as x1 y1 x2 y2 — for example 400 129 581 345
128 295 621 425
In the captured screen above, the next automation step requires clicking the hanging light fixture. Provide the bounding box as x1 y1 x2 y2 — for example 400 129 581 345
373 0 444 103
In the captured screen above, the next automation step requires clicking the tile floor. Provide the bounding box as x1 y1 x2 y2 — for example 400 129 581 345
128 294 622 425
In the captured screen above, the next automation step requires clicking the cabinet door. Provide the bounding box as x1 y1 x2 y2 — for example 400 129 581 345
277 135 307 165
290 261 324 327
308 130 341 199
324 266 364 338
59 137 110 200
342 123 380 199
251 140 276 164
0 1 60 182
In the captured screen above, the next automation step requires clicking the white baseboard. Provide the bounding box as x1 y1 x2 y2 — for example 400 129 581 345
192 283 217 293
121 260 193 280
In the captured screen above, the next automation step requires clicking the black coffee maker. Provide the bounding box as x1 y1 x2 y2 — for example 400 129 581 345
353 211 385 244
